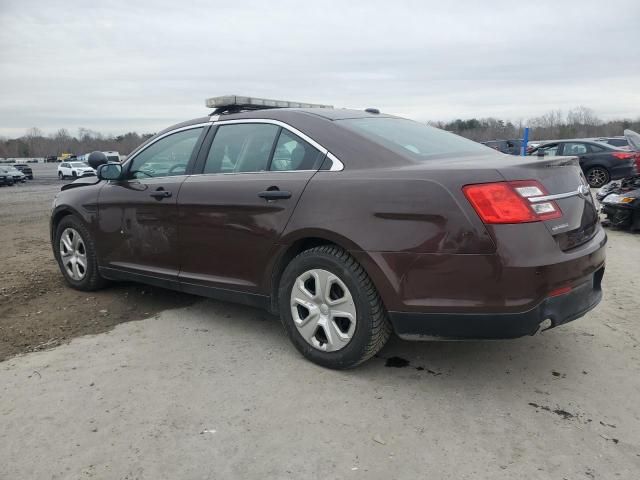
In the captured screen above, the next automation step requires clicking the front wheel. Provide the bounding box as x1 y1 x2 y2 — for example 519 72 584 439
54 216 107 291
585 166 610 188
58 172 64 180
278 245 391 369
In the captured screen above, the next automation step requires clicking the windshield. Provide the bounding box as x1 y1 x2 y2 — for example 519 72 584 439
70 162 89 167
107 156 119 162
338 117 491 160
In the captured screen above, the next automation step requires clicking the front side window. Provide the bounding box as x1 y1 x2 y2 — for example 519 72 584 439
270 130 323 171
204 124 279 174
128 127 203 179
536 143 559 156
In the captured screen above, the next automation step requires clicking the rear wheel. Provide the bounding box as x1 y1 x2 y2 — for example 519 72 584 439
54 216 107 291
585 166 609 187
278 245 391 369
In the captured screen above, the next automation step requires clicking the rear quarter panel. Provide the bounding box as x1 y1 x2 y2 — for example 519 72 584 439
282 166 498 254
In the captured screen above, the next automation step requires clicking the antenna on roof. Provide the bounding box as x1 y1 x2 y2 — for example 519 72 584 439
205 95 333 115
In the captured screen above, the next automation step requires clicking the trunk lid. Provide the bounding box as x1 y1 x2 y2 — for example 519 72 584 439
496 155 598 250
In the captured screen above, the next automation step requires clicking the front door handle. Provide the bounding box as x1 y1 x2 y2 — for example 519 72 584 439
150 189 172 199
258 189 292 200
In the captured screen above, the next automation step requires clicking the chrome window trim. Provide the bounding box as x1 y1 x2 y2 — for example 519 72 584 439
326 152 344 171
186 170 317 178
209 118 345 172
123 123 210 169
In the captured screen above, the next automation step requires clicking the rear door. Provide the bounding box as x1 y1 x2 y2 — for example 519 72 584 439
96 125 207 284
177 121 325 297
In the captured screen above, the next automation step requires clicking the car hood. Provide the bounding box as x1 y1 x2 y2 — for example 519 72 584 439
624 129 640 151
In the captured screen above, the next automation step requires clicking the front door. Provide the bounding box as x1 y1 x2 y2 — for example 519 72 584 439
177 122 324 296
97 126 206 282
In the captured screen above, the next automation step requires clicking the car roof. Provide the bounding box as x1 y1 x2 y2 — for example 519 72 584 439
159 108 390 133
537 139 614 146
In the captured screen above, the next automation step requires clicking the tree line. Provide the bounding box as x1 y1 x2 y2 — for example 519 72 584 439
1 107 639 159
430 106 640 142
0 127 155 159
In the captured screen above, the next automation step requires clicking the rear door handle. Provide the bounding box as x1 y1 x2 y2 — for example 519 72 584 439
150 189 172 199
258 190 291 200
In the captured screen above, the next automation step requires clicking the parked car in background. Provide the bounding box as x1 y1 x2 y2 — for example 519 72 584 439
57 161 96 179
481 139 522 155
0 167 16 186
3 165 26 183
104 151 121 162
46 156 59 163
528 139 638 187
597 175 640 231
50 95 606 369
12 163 33 179
589 137 629 149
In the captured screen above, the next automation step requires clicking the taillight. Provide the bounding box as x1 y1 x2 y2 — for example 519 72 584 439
463 180 562 224
612 152 634 160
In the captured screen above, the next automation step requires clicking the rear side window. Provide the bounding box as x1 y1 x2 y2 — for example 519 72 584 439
562 142 588 155
338 117 490 160
204 124 279 174
270 130 324 171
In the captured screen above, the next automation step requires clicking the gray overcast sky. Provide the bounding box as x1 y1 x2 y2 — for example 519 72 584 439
0 0 639 137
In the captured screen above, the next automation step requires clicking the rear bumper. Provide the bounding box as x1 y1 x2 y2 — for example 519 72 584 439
609 162 637 180
390 266 604 339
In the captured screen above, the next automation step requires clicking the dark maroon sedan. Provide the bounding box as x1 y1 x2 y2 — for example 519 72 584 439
50 96 606 368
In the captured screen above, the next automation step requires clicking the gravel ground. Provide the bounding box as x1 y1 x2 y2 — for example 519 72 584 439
0 163 195 360
0 163 639 479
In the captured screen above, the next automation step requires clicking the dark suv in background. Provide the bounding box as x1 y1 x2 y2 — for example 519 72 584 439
50 96 606 368
12 163 33 180
528 139 637 187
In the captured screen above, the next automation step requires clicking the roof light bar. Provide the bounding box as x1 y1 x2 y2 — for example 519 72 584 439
205 95 333 110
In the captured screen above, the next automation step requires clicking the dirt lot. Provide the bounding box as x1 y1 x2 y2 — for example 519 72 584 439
0 163 196 361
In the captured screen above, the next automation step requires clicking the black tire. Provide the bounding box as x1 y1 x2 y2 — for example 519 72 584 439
278 245 392 369
54 215 107 291
72 171 77 178
58 172 64 180
585 166 610 188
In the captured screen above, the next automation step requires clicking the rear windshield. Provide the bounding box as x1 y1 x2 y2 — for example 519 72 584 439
338 117 491 160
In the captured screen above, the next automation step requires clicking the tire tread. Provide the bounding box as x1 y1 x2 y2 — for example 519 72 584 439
290 245 392 367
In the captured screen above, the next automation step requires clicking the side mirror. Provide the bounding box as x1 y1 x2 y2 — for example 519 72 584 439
97 163 123 181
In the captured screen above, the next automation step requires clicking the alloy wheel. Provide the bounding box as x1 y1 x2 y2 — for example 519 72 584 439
59 227 87 281
290 268 357 352
586 168 608 187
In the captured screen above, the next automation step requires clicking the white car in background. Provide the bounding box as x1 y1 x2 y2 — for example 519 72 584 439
57 161 96 180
